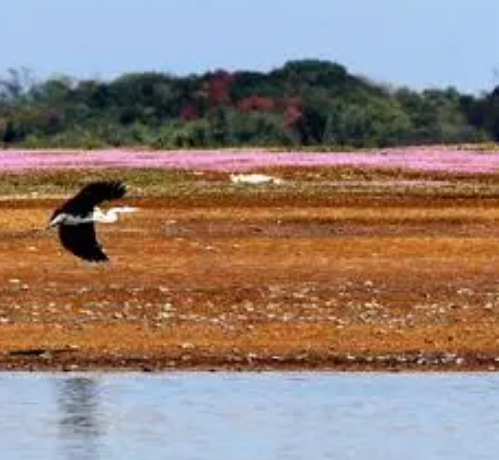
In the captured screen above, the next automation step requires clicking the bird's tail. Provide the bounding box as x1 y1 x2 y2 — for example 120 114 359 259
113 206 139 214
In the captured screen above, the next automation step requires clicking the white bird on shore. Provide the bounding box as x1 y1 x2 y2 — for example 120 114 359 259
230 173 283 185
47 181 138 262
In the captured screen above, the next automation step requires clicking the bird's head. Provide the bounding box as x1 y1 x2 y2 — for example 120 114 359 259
47 209 65 229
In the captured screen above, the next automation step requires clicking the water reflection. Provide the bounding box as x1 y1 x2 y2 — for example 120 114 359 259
1 373 499 460
56 377 104 460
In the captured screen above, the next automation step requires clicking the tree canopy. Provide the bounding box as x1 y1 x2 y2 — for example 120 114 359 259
0 59 496 149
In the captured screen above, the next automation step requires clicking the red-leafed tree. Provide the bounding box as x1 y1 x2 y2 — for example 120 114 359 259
283 101 302 128
180 101 198 120
237 95 276 112
203 70 233 105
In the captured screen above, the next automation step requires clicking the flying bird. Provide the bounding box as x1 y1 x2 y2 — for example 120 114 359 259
47 181 138 262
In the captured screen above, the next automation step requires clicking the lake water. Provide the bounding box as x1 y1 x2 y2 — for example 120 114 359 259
0 372 498 460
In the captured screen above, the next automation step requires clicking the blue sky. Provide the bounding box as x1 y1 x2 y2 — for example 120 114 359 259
1 0 498 93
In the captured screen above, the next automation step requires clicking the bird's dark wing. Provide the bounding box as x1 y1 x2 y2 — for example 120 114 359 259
58 223 108 262
60 181 127 215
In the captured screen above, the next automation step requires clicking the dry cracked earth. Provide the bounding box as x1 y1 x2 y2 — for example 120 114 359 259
2 184 499 371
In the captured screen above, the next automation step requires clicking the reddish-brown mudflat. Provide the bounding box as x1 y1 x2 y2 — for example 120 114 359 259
1 171 499 371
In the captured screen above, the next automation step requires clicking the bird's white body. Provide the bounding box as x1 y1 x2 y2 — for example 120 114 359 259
93 206 139 223
48 206 138 227
230 173 283 185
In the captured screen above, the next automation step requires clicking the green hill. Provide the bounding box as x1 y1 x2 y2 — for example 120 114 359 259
1 60 497 149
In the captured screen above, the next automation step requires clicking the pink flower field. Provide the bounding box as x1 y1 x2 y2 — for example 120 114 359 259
2 146 499 174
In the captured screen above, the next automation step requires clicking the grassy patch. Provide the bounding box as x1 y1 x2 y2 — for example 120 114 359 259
2 165 499 200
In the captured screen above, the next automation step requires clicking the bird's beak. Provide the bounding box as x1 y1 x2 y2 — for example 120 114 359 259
47 214 64 229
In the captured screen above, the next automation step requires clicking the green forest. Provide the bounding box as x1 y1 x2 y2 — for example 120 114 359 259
1 59 499 149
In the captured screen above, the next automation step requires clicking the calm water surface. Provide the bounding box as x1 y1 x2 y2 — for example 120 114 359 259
0 372 498 460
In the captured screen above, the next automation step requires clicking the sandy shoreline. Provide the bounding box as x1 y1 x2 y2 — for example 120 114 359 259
1 178 499 371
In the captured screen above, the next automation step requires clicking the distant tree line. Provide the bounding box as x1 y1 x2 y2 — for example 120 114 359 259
1 60 498 149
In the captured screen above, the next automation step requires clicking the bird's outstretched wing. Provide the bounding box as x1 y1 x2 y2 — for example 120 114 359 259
60 181 127 216
58 223 108 262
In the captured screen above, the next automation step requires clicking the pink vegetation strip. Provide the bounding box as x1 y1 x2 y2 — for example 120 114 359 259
1 146 499 173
